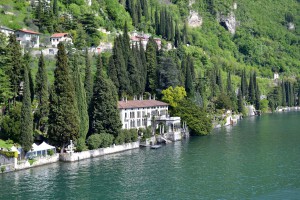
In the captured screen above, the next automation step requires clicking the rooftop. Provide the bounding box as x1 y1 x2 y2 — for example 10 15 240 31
51 33 69 38
17 29 40 35
118 100 168 109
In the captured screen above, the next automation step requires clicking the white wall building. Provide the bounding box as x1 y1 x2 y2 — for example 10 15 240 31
0 26 14 37
50 33 72 47
118 99 169 129
15 29 40 48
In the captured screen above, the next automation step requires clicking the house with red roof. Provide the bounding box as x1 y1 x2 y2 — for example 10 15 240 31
15 29 40 48
118 97 169 130
118 97 185 141
50 33 72 47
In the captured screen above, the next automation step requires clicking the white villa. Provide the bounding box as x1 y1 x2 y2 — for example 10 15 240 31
0 26 14 37
50 33 72 47
130 31 162 50
15 29 40 48
118 99 169 129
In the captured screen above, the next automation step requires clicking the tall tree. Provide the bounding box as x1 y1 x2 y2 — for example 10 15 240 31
72 54 89 141
174 22 180 48
48 43 79 152
24 53 34 102
20 65 33 153
145 37 158 93
248 72 255 104
34 53 49 132
226 71 232 95
281 81 286 106
7 34 23 103
237 89 244 113
84 49 93 107
240 69 248 98
90 55 122 137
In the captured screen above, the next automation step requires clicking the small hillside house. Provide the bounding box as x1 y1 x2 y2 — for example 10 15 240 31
0 26 14 37
50 33 72 47
118 99 169 129
15 29 40 48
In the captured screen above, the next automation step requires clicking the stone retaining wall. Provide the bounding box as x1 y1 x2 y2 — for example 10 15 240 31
59 142 140 162
15 154 59 171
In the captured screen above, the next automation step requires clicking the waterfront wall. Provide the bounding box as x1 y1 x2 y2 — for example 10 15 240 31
59 142 140 162
15 154 59 171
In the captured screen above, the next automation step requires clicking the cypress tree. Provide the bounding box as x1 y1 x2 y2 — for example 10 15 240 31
53 0 58 15
7 34 23 102
84 49 93 107
142 0 149 20
282 81 286 106
90 55 122 137
34 53 49 132
182 23 188 44
113 36 130 95
160 9 165 38
216 69 223 92
155 8 160 35
108 56 119 89
185 60 194 96
174 22 180 48
48 43 79 152
127 49 139 95
20 64 33 153
139 41 147 92
227 71 232 95
298 84 300 106
72 54 89 141
237 89 244 113
24 53 35 102
248 72 255 104
145 37 158 93
240 69 248 98
255 84 261 110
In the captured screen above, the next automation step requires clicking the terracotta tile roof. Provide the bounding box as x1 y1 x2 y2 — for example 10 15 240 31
17 29 40 34
51 33 69 38
118 100 168 109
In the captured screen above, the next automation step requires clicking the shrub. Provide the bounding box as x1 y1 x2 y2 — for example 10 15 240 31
114 132 125 145
28 159 36 165
0 150 18 158
87 134 102 150
124 130 132 143
47 149 54 156
76 138 87 152
1 166 5 173
99 133 114 148
129 129 138 142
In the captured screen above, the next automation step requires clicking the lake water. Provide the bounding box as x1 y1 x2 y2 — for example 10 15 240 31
1 112 300 199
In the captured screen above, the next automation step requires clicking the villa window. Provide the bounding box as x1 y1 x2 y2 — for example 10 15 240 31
137 111 141 118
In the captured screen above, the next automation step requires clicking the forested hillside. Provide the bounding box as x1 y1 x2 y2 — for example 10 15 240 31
0 0 300 150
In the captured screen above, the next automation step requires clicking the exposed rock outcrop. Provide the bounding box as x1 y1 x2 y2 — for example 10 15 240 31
188 11 203 28
219 12 237 35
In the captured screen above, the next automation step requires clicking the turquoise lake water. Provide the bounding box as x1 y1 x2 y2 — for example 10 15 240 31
1 112 300 199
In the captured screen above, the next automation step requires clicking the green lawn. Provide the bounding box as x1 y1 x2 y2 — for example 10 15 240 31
0 139 13 149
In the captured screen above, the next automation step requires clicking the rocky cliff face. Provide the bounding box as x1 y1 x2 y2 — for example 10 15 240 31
187 0 202 28
188 11 203 28
219 12 237 34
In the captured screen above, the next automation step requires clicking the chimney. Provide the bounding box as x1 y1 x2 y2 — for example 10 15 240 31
122 96 124 101
149 94 151 100
125 97 127 102
153 94 156 100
